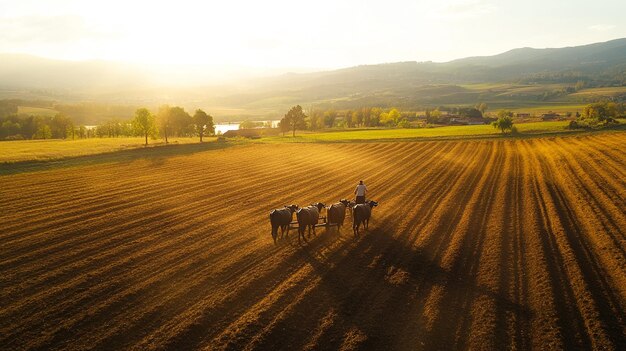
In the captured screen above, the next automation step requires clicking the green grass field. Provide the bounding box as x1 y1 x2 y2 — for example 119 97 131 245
264 121 574 143
0 137 208 164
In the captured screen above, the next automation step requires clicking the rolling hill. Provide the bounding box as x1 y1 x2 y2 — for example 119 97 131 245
1 38 625 119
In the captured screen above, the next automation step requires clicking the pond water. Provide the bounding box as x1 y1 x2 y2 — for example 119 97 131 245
214 123 240 135
214 120 280 135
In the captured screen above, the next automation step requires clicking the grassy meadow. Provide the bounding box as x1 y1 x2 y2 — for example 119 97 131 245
0 137 211 164
266 121 573 143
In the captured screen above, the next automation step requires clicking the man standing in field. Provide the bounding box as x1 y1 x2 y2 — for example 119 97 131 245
354 180 368 204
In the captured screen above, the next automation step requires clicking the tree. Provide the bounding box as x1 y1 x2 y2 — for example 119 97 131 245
388 108 401 124
355 110 364 126
379 111 391 126
283 105 307 137
397 119 411 128
361 107 372 126
492 116 514 134
51 113 72 139
168 106 193 137
192 109 214 142
323 110 337 128
67 122 76 140
459 107 483 119
379 108 401 127
370 107 382 126
345 110 354 128
583 101 617 122
132 108 157 145
78 125 86 139
427 108 441 124
157 105 171 144
21 115 40 139
308 109 323 130
278 118 290 136
1 120 21 138
571 101 620 129
34 124 52 139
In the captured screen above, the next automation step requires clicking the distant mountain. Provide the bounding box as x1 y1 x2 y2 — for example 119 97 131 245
260 38 626 88
1 38 625 115
219 38 626 110
450 38 626 68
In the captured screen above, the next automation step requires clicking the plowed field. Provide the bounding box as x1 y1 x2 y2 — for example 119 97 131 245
1 133 625 350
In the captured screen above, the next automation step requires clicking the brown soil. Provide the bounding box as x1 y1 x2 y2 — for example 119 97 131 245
1 134 624 350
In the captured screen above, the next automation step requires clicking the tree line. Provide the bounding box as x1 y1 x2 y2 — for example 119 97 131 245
275 104 492 136
127 106 216 145
569 101 626 129
0 113 75 140
2 102 485 141
0 105 215 144
277 106 423 136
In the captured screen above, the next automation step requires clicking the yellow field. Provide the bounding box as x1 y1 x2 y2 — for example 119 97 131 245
1 133 625 349
0 137 210 163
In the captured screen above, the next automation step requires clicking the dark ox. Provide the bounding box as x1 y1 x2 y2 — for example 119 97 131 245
269 204 299 244
295 202 325 243
352 200 378 237
326 199 351 233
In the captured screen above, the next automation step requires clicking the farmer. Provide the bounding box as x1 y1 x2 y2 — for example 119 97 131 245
354 180 368 204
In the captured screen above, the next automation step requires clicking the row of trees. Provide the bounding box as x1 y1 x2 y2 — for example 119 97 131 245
296 107 412 130
92 105 216 143
278 106 418 136
0 105 215 143
133 106 215 145
276 106 405 136
0 113 75 140
274 104 492 136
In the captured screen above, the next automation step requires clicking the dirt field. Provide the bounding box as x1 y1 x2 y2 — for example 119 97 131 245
1 133 625 350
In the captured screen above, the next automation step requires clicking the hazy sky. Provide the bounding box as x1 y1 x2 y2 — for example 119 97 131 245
1 0 625 70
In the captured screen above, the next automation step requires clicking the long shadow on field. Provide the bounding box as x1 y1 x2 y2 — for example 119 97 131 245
0 141 235 176
540 170 626 348
261 227 534 350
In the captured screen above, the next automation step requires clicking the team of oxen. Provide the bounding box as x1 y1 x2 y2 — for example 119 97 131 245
269 199 379 244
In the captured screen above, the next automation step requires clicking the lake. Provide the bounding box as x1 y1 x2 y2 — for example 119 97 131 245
215 120 280 135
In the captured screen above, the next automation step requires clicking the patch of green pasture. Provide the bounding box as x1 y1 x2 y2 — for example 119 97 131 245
263 121 573 142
